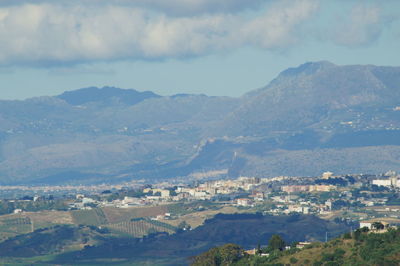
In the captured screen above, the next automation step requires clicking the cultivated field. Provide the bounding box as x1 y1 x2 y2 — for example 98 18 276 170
163 206 241 228
102 205 169 224
106 218 176 237
0 211 73 241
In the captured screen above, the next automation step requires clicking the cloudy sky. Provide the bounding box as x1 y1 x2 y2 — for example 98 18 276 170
0 0 399 99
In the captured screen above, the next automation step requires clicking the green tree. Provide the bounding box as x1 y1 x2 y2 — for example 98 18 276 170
178 221 191 231
268 234 286 251
371 222 384 231
191 243 244 266
343 232 352 239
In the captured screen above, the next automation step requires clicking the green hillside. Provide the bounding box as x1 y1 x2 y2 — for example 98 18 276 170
0 225 110 258
192 227 400 265
0 213 351 265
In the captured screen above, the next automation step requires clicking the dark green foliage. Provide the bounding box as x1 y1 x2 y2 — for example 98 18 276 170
343 232 352 239
357 228 400 265
371 222 385 230
193 227 400 266
268 235 286 251
319 248 345 265
315 178 348 186
191 243 245 266
0 199 68 215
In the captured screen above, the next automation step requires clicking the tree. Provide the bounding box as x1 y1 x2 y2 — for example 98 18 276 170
360 227 370 233
256 242 261 255
268 234 286 251
343 232 352 239
372 222 384 231
191 243 244 266
178 221 191 231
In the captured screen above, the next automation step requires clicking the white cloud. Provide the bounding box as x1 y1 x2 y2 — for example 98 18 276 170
240 0 319 49
0 0 268 16
334 4 385 47
116 0 267 16
0 0 318 66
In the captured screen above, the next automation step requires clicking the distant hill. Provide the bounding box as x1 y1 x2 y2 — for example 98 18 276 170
219 61 400 136
0 225 108 257
57 86 160 105
1 62 400 184
187 61 400 178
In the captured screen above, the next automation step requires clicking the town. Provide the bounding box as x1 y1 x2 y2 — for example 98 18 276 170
1 170 400 231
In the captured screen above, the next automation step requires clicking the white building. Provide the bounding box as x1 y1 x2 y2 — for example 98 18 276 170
287 205 309 214
359 220 389 230
322 171 334 179
236 198 253 207
325 200 332 210
372 178 396 187
82 197 95 204
122 196 142 206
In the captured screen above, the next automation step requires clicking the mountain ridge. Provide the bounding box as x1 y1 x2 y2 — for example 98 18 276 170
1 61 400 184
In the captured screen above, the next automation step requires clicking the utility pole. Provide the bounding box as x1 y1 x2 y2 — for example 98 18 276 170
325 231 328 242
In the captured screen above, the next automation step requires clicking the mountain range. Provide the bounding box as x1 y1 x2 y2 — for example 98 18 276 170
1 61 400 184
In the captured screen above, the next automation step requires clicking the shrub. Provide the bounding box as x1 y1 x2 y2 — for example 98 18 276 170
343 232 352 239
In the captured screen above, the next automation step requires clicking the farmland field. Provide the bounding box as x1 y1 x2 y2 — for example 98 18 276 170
71 208 108 226
0 217 32 241
0 203 235 243
106 218 176 237
162 206 242 229
102 205 169 224
0 211 74 242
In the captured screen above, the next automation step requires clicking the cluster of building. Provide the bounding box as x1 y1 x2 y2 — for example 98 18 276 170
372 171 399 187
7 170 400 229
281 185 336 193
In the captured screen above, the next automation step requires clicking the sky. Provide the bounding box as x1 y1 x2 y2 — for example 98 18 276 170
0 0 399 99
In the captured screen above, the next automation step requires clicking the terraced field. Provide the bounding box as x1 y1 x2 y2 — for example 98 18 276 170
0 217 32 241
162 206 241 229
102 205 169 224
106 218 176 237
71 208 108 226
0 211 73 242
0 203 225 242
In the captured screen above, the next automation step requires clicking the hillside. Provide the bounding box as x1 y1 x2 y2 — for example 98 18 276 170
192 226 400 265
0 225 109 258
0 213 352 265
182 62 400 178
0 89 238 184
220 61 400 136
0 62 400 183
48 213 350 265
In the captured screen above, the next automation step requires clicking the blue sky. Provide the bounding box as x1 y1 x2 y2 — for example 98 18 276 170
0 0 399 99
